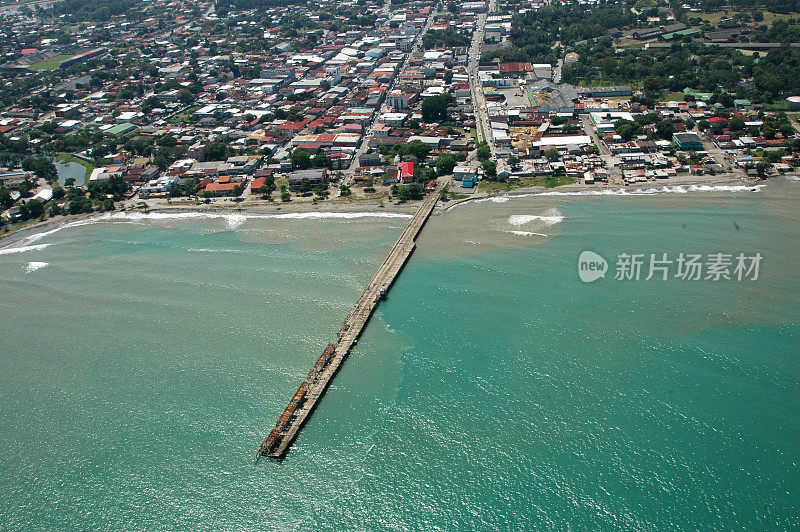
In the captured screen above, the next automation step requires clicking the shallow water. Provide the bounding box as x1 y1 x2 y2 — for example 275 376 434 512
0 182 798 529
55 160 87 187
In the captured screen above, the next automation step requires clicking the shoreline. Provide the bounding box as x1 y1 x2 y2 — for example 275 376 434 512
0 173 769 248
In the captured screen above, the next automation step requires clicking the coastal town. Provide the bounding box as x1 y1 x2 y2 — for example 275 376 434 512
1 1 800 528
1 0 799 228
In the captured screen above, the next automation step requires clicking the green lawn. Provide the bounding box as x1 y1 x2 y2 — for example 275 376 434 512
664 92 686 102
477 180 511 194
27 54 73 71
692 10 797 26
530 176 576 188
763 102 789 111
478 175 576 193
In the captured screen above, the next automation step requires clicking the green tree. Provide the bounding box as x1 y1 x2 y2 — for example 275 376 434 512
435 153 457 175
544 148 560 161
615 120 638 141
142 95 161 113
22 157 57 181
406 183 424 200
255 175 276 198
68 197 93 214
476 142 491 161
204 142 229 161
178 88 195 105
314 182 329 198
656 120 676 140
421 93 453 122
291 148 313 170
482 160 497 180
19 199 44 220
404 140 431 160
312 151 330 169
280 185 291 202
0 188 12 209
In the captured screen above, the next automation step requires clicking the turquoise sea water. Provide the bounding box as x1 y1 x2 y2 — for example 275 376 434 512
1 183 798 529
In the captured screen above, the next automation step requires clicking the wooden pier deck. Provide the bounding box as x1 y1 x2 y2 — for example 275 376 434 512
257 180 445 459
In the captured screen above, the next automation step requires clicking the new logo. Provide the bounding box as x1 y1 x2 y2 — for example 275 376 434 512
578 251 608 283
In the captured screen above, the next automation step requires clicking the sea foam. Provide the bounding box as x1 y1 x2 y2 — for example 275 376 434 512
507 230 548 237
25 261 48 273
508 208 564 228
0 243 51 255
445 184 765 212
5 210 413 251
109 210 412 223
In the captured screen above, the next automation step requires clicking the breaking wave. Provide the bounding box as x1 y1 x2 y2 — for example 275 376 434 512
506 230 549 237
110 211 412 223
445 184 764 212
1 210 413 252
0 243 51 255
25 261 48 273
508 208 564 228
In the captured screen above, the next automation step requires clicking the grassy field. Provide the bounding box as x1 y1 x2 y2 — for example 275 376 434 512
615 38 648 48
691 10 797 26
763 102 789 111
477 180 512 194
478 175 576 193
530 176 576 188
664 92 686 102
27 54 73 71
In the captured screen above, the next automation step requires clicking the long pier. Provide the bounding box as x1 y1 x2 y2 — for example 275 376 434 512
257 180 445 459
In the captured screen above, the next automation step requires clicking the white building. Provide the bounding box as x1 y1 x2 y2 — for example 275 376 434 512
386 90 408 110
453 166 478 181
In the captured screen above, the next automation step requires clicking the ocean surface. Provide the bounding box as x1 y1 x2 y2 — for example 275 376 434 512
1 182 798 530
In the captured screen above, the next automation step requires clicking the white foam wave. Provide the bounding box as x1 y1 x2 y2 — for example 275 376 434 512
508 208 563 227
189 248 245 254
521 184 764 198
269 211 412 220
25 261 48 273
507 230 548 237
0 243 51 255
14 215 114 247
445 184 765 212
472 195 509 204
5 210 413 249
110 210 413 223
226 213 247 229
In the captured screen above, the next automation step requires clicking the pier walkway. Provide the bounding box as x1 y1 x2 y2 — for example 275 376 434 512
257 180 445 458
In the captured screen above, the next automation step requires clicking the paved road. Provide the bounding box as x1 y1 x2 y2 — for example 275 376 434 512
467 4 493 159
341 1 439 191
698 128 749 181
580 114 622 185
